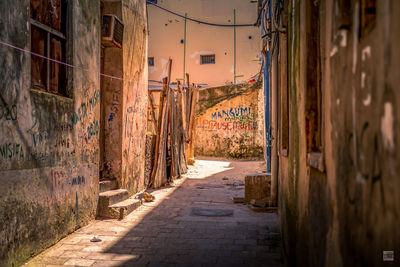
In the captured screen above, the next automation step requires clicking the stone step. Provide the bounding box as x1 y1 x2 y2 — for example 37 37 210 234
109 198 142 219
97 189 129 218
99 179 118 193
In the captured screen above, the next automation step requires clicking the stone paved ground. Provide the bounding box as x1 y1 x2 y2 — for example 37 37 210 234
26 158 283 267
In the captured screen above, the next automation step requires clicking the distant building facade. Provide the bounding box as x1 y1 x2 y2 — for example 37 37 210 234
147 0 262 88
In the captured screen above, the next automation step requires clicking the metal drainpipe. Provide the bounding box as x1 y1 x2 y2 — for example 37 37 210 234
264 51 271 174
183 13 187 86
262 0 271 174
270 0 278 207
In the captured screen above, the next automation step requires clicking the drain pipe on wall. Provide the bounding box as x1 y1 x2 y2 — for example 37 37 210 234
262 0 271 173
183 13 187 86
270 0 278 207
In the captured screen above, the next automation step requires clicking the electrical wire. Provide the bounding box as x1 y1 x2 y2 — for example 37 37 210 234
0 39 150 86
255 0 270 26
265 0 282 56
0 40 257 89
146 0 255 27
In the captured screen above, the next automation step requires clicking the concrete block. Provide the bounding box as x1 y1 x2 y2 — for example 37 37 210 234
99 179 118 193
97 189 129 218
244 173 271 202
109 198 141 220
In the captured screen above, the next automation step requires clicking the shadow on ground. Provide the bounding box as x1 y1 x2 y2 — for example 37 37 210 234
100 159 283 267
26 159 283 267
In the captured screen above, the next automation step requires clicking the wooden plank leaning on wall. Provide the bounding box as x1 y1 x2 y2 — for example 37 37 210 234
186 73 199 165
149 59 172 188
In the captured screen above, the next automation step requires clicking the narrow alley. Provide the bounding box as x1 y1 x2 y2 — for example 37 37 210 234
26 159 282 267
1 0 400 266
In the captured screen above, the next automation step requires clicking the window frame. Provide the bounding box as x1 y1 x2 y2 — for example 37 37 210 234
200 54 216 65
305 0 325 172
30 0 69 97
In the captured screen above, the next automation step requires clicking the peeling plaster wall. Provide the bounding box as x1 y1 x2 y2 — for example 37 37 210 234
0 1 100 266
121 0 148 194
101 0 123 183
279 0 400 266
100 0 148 195
194 82 265 159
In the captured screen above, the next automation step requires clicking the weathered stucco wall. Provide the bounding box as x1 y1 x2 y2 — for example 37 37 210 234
278 0 400 266
101 0 148 194
194 82 265 159
101 0 123 185
120 0 148 194
0 1 100 266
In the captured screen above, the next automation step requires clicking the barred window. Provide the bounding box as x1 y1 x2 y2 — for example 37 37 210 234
200 55 215 65
30 0 68 96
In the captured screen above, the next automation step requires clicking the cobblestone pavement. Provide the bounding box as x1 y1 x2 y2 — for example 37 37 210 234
26 158 283 267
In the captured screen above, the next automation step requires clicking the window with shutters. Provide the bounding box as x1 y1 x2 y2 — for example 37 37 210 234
30 0 68 96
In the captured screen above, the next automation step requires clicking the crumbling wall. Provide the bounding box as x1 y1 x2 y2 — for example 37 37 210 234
0 1 100 266
194 82 265 159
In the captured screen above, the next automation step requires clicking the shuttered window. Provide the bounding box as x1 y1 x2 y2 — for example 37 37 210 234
30 0 68 96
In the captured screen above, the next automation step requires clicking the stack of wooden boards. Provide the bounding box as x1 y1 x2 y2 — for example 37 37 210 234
148 59 198 188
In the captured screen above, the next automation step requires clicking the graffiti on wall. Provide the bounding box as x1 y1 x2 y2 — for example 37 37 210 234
31 131 49 148
199 106 258 132
198 120 257 131
54 122 73 133
87 120 99 140
0 103 17 121
211 106 252 120
0 86 100 167
108 88 121 122
70 89 100 125
0 143 24 160
72 175 85 185
47 169 88 207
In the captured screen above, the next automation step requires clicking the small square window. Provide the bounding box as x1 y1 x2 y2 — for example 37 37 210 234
148 57 154 67
200 55 215 65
